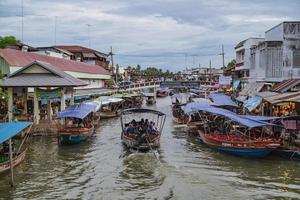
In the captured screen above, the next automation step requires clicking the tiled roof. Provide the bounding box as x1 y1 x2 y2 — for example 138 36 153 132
239 82 265 96
271 79 300 93
0 61 87 87
0 48 110 75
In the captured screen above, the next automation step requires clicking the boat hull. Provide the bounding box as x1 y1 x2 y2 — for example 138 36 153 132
272 148 300 160
59 128 94 144
199 131 278 158
0 149 27 174
100 112 119 119
121 132 160 151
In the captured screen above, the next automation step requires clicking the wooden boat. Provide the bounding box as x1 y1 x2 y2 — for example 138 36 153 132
189 105 280 158
56 103 96 144
156 88 169 97
0 149 27 174
120 108 166 151
272 116 300 160
98 97 124 119
145 93 156 105
199 131 279 158
172 104 189 124
0 121 32 177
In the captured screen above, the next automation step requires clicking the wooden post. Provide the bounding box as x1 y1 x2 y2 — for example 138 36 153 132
23 88 28 115
70 88 75 106
9 139 14 187
33 88 40 124
60 88 66 111
7 88 13 122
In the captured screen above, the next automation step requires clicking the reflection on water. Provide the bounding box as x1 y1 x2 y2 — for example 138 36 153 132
0 97 299 200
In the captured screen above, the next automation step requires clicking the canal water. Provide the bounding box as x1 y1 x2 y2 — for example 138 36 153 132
0 97 299 200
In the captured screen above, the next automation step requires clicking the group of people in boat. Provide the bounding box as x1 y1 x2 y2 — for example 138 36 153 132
125 118 158 136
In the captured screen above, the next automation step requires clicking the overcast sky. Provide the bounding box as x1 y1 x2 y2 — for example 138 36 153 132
0 0 299 71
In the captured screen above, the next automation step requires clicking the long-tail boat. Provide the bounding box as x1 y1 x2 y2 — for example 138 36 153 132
0 121 32 174
98 97 124 119
186 105 280 158
272 116 300 160
120 108 166 151
56 103 97 144
156 87 169 97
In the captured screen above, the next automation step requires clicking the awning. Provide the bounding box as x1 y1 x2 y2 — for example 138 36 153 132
57 103 96 119
121 108 165 116
184 100 212 113
272 79 300 93
255 91 278 99
264 92 300 104
239 82 265 96
0 121 32 143
243 95 262 112
210 93 239 107
184 105 273 128
233 80 241 90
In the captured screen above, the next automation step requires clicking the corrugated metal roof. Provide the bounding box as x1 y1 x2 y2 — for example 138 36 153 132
264 92 300 104
271 79 300 93
0 61 87 87
255 91 279 98
54 45 109 57
0 48 110 75
82 52 96 58
239 82 265 96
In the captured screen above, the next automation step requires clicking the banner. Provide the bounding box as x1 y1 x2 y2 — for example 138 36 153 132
36 88 62 100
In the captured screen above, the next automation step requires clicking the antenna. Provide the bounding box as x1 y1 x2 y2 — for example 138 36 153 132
21 0 24 42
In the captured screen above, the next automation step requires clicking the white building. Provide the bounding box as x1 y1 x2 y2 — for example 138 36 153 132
238 22 300 83
234 37 264 83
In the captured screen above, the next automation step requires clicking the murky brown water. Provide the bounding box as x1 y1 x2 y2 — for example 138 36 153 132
0 98 299 200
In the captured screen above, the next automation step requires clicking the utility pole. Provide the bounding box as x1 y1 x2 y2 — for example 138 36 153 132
219 44 225 68
209 59 212 85
110 46 116 83
86 24 91 48
21 0 24 43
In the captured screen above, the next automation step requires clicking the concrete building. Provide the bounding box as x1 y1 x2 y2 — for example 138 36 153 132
235 22 300 83
0 48 111 96
234 37 264 83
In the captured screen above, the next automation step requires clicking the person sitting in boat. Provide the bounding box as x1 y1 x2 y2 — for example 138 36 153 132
1 141 10 153
126 123 135 134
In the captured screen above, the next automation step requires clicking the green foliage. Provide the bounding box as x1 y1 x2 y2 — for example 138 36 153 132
0 69 7 100
222 59 236 71
125 64 174 78
0 36 20 49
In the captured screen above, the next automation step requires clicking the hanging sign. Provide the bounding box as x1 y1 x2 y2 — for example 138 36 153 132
36 88 62 100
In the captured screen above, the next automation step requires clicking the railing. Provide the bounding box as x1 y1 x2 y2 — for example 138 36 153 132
120 81 160 90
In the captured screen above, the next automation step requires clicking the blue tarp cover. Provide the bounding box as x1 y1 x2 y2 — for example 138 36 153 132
57 104 96 119
184 100 212 113
233 80 241 90
235 95 247 102
184 105 273 128
243 95 262 112
0 121 32 143
210 93 239 107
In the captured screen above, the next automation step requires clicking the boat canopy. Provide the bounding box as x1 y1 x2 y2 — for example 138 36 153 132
0 121 32 143
210 93 239 107
83 100 102 112
235 95 247 102
57 103 96 119
243 95 263 112
184 105 274 128
233 80 241 90
184 100 212 113
121 108 165 116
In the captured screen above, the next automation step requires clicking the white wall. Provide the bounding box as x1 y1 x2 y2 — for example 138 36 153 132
265 23 283 41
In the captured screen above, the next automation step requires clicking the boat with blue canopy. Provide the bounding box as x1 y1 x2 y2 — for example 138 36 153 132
185 105 280 158
209 93 239 109
120 108 166 151
0 121 32 176
56 103 97 144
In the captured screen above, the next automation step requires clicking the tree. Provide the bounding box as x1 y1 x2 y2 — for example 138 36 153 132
0 36 20 48
226 59 236 70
